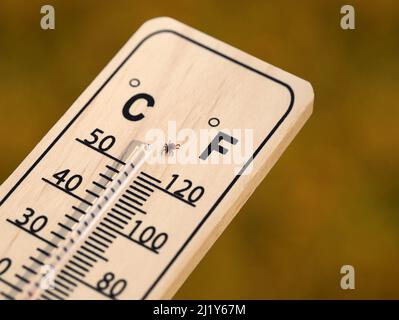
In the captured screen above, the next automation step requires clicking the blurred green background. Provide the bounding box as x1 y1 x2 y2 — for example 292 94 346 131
1 0 398 299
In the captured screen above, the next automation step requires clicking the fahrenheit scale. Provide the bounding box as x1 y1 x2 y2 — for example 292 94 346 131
0 18 313 300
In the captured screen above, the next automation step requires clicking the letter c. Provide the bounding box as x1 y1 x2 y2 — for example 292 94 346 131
122 93 155 121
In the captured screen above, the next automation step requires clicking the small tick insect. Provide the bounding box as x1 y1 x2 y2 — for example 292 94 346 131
162 141 181 156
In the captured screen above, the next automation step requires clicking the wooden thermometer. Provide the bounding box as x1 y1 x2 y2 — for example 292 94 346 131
0 17 313 300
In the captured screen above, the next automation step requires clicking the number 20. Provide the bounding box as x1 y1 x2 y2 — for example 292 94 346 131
0 258 12 276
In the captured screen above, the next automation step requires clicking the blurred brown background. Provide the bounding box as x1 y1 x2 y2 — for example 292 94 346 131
0 0 398 299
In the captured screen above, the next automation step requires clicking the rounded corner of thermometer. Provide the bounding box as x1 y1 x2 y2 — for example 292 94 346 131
135 28 296 116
